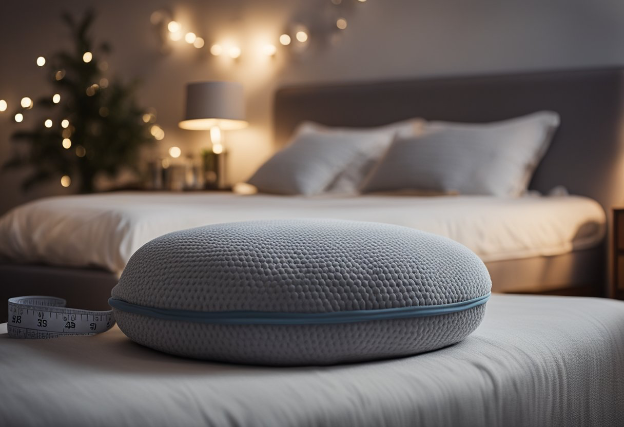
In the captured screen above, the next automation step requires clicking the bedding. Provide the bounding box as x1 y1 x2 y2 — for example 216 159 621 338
1 294 623 427
362 112 560 196
247 130 394 195
110 219 491 365
0 192 605 276
297 119 425 193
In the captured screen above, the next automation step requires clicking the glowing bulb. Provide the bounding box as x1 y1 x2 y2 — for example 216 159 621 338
262 44 277 57
169 32 182 41
337 18 347 30
296 31 308 42
60 175 71 187
168 146 181 158
142 114 152 123
61 119 69 128
62 138 72 149
75 145 86 157
358 0 366 2
83 52 93 63
151 125 165 140
210 126 222 144
167 21 180 33
52 94 61 103
36 56 46 66
15 113 23 123
212 143 223 154
279 34 291 46
0 100 6 112
21 97 32 108
210 44 223 56
193 37 205 48
44 119 53 128
185 32 196 44
228 46 241 59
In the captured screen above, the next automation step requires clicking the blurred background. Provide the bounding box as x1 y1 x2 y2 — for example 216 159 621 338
1 0 622 215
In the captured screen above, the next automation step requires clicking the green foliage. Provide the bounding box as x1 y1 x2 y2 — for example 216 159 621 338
3 9 155 193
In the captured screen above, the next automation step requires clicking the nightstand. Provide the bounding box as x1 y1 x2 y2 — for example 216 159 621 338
613 208 624 299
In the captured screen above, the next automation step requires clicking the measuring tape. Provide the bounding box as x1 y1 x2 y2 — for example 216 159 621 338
7 296 115 339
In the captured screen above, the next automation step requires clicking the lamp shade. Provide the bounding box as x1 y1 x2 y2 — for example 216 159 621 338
179 81 247 130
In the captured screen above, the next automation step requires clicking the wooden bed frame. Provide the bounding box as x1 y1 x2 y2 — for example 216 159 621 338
2 66 624 321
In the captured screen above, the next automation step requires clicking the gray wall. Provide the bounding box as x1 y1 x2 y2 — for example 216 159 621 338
0 0 622 214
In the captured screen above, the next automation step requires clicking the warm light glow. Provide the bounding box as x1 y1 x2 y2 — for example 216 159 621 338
233 182 258 195
21 97 32 108
193 37 205 49
83 52 93 63
61 119 69 128
142 113 152 123
44 119 53 128
60 175 71 187
36 56 46 66
169 32 182 41
0 100 6 112
358 0 366 2
185 32 196 44
212 143 223 154
52 94 61 103
75 146 86 157
210 44 223 56
62 138 71 149
279 34 291 46
179 118 248 131
62 128 72 138
161 158 170 169
296 31 308 42
15 113 23 123
167 21 180 33
150 125 165 140
55 70 65 81
228 46 241 59
168 146 182 158
210 126 222 144
262 44 277 56
337 18 347 30
99 78 109 88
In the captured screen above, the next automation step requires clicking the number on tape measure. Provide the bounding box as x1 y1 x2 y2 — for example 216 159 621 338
7 296 115 339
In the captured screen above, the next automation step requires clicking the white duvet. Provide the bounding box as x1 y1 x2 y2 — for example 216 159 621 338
0 192 606 275
1 295 623 427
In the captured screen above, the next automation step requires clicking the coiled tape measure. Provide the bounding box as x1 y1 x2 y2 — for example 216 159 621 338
7 296 115 339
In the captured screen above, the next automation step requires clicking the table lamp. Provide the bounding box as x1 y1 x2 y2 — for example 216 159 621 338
179 81 247 189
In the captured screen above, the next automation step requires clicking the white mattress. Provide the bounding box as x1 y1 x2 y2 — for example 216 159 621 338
0 294 623 427
0 192 605 275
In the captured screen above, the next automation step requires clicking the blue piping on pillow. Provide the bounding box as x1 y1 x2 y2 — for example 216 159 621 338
109 293 490 325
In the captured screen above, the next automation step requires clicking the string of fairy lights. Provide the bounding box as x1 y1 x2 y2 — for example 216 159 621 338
151 0 367 59
0 0 368 188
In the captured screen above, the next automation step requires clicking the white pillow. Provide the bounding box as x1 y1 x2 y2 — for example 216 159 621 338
247 130 394 195
298 119 425 194
361 112 560 197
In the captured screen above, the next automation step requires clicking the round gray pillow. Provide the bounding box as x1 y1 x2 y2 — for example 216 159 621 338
110 219 491 366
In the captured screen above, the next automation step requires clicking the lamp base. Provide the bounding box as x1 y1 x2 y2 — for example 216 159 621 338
203 150 228 190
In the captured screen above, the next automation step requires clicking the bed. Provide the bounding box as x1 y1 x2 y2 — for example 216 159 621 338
1 67 624 322
1 294 623 426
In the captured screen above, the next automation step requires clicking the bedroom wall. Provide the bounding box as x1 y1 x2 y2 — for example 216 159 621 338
0 0 623 214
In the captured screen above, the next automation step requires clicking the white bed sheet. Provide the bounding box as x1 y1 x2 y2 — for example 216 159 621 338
0 192 605 275
0 294 623 427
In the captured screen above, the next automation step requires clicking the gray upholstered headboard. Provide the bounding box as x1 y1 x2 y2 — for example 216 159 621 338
274 67 624 213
